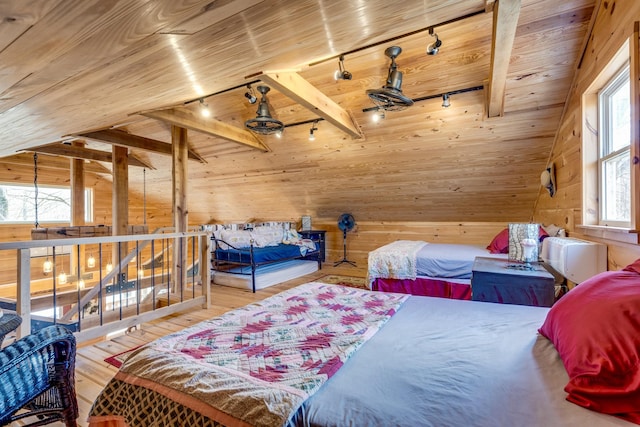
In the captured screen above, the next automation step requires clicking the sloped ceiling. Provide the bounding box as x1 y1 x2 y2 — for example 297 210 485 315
0 0 595 223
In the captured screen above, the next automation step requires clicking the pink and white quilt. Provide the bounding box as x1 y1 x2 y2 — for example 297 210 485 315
89 282 408 427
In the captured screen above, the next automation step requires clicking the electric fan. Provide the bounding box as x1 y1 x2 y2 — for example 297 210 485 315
334 213 357 267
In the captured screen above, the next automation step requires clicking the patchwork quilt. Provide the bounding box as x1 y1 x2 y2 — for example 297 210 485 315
88 282 408 427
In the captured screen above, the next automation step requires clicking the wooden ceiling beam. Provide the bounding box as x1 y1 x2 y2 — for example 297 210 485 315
76 129 207 163
27 143 154 169
140 107 270 152
2 153 112 174
487 0 521 118
257 71 363 139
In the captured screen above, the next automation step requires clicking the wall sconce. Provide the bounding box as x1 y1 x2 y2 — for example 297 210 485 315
106 262 113 273
199 98 210 117
334 55 352 80
309 120 318 141
426 27 442 55
442 93 450 108
540 163 556 197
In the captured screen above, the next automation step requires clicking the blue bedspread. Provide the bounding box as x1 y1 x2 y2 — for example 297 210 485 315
215 243 314 265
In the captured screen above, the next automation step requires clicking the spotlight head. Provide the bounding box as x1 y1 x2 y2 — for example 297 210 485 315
426 29 442 55
442 93 450 108
335 55 353 80
244 91 257 104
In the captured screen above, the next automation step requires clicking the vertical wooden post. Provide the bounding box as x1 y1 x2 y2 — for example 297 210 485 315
71 140 85 283
172 126 188 292
112 145 129 273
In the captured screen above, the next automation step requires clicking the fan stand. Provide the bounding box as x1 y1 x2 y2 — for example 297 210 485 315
334 229 356 267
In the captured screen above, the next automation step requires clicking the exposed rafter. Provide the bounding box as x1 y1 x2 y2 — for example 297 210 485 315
487 0 521 117
256 71 363 139
26 142 154 169
2 153 112 174
76 129 207 164
140 107 270 152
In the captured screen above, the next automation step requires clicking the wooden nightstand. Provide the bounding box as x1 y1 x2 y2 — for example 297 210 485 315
299 230 326 262
471 257 555 307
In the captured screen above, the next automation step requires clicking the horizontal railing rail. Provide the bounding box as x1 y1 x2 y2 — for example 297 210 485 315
0 230 211 343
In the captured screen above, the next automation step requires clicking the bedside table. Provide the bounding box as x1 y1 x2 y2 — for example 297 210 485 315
299 230 326 262
471 257 555 307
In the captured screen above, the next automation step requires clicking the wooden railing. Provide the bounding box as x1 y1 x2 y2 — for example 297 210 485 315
0 230 210 343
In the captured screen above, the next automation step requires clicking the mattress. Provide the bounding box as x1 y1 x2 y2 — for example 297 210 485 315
291 296 634 426
214 242 313 264
415 243 507 279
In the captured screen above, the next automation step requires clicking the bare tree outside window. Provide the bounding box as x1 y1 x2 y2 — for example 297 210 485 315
0 185 71 223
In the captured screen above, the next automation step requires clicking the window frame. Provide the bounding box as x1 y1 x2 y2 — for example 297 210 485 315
580 34 639 243
597 63 631 227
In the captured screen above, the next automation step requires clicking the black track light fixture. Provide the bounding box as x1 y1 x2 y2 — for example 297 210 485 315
426 27 442 55
334 55 352 80
244 84 257 104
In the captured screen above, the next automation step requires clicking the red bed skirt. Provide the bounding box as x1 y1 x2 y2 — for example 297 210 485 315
371 277 471 300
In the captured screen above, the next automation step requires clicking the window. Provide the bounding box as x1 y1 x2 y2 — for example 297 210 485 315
598 64 631 226
0 184 93 224
581 36 637 239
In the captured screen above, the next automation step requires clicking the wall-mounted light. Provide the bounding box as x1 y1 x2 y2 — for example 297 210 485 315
442 93 450 108
244 84 257 104
309 120 319 141
199 98 210 117
87 253 96 268
334 55 352 80
426 27 442 55
540 163 556 197
106 262 113 273
58 270 67 285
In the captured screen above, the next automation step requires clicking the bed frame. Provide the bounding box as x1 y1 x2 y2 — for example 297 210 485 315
211 237 322 292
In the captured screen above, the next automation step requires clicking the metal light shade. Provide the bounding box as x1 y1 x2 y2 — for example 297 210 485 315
245 85 284 135
366 46 413 111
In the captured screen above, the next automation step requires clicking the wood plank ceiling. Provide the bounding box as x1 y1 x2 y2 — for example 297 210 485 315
0 0 595 223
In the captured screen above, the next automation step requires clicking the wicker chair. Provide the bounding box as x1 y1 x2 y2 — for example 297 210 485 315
0 325 78 427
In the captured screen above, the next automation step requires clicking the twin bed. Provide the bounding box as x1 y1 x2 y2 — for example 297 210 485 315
208 223 321 292
89 266 640 426
367 240 507 299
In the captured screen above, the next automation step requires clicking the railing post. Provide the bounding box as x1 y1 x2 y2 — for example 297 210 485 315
16 248 31 338
200 234 211 309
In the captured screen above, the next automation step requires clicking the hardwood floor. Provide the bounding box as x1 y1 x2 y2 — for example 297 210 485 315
69 264 366 426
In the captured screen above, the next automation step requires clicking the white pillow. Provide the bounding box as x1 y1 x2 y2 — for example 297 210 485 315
219 229 253 250
251 226 283 247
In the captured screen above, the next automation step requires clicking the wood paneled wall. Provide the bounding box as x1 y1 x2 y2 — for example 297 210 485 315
532 0 640 269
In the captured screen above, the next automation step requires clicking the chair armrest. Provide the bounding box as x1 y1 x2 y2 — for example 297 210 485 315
0 325 76 421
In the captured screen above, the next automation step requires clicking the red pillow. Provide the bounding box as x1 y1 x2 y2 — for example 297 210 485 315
538 267 640 424
486 228 509 254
